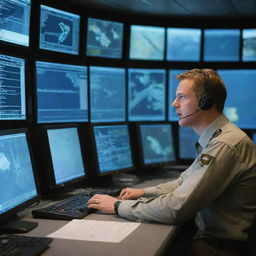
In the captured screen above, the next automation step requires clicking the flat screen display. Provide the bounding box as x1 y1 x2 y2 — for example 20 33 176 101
90 66 126 122
129 25 165 60
0 0 31 46
40 5 80 55
242 29 256 62
128 68 166 121
36 61 88 123
86 18 123 59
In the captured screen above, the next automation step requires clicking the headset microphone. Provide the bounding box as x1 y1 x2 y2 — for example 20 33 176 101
179 108 201 120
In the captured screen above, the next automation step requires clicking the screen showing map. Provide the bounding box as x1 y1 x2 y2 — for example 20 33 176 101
129 25 165 60
86 18 123 59
242 29 256 62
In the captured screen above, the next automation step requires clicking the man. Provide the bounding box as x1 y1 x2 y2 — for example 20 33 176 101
88 68 256 256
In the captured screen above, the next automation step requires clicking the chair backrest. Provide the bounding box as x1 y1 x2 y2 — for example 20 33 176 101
246 212 256 256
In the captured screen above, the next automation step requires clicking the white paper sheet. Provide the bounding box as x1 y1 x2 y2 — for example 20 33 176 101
47 219 141 243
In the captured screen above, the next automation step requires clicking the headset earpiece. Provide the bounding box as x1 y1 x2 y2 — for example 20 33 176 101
199 93 214 110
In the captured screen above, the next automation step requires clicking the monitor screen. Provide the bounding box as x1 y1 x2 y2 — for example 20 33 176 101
203 29 240 61
252 133 256 144
217 69 256 129
86 18 123 59
0 130 38 223
242 29 256 62
129 25 165 60
36 61 88 123
139 123 175 166
128 68 166 121
90 66 126 122
46 126 86 186
40 5 80 55
167 28 201 61
0 0 31 46
179 126 199 160
168 69 187 121
93 125 133 175
0 54 26 120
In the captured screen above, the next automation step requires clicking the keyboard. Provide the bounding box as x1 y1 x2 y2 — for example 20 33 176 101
32 193 95 220
0 235 52 256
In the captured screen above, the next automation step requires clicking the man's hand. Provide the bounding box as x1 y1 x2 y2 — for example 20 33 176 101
119 188 145 200
88 194 118 214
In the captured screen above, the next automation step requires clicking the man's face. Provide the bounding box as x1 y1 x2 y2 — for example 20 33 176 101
172 78 200 127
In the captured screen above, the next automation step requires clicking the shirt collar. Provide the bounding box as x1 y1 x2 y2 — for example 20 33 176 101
198 114 230 149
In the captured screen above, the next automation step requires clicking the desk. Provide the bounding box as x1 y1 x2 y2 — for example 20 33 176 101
23 175 179 256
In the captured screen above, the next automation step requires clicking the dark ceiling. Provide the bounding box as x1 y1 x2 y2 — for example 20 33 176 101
65 0 256 18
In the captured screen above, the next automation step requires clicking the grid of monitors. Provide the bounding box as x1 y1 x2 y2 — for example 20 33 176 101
0 54 26 120
217 69 256 129
0 129 39 224
179 126 199 160
39 5 80 55
0 0 31 47
42 126 87 189
242 29 256 62
93 125 133 175
129 25 165 61
138 123 175 166
36 61 88 123
89 66 126 122
203 29 240 61
86 18 124 59
128 68 166 121
167 28 201 61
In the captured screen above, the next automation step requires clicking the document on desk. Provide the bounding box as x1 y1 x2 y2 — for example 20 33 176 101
47 219 141 243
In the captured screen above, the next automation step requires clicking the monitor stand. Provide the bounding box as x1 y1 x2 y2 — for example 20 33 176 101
0 216 38 234
111 172 142 187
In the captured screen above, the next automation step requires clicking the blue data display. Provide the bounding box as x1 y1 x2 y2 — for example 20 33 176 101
139 124 175 165
36 61 88 123
0 0 31 46
0 54 26 120
40 5 80 55
94 125 133 174
47 127 86 185
128 68 166 121
242 29 256 62
90 66 126 122
86 18 123 59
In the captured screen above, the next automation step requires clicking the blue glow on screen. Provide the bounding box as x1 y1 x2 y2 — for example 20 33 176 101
242 29 256 62
90 66 126 122
128 68 166 121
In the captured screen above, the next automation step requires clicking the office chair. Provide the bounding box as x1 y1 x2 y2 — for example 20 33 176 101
245 212 256 256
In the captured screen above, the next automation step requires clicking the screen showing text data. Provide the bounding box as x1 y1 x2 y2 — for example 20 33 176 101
40 5 80 55
128 68 166 121
36 61 88 123
129 25 165 60
0 54 26 120
94 125 133 174
90 66 126 122
167 28 201 61
47 127 85 185
0 0 31 46
140 124 175 165
242 29 256 62
86 18 123 59
0 132 37 214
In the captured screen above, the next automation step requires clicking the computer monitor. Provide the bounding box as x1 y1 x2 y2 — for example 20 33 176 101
129 25 165 61
0 54 26 120
178 126 199 160
138 123 175 167
39 5 80 55
0 129 39 233
86 17 124 59
34 125 87 193
128 68 166 121
89 66 126 122
166 28 201 61
36 61 88 123
203 29 240 61
252 133 256 144
92 124 134 176
217 69 256 129
0 0 31 46
242 29 256 62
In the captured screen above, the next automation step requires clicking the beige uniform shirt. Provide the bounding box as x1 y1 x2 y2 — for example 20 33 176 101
118 115 256 241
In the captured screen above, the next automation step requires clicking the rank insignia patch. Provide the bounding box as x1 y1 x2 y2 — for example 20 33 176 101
199 154 214 166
